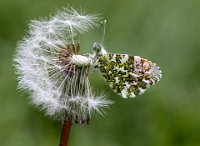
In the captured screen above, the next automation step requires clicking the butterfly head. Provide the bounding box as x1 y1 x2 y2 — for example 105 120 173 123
92 42 108 57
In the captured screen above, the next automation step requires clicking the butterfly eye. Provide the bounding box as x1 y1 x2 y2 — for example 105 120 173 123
93 42 102 52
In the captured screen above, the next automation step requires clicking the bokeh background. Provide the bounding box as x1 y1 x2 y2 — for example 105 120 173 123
1 0 200 146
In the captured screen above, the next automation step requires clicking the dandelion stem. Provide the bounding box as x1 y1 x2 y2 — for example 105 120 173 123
59 120 72 146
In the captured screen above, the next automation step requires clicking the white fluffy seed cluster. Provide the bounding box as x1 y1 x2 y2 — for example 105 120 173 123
14 8 110 123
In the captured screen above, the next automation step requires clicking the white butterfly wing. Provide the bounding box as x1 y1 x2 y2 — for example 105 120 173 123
94 53 162 98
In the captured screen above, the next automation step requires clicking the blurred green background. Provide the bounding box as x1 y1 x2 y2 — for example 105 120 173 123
1 0 200 146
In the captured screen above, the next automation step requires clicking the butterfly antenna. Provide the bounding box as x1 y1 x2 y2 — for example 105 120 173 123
101 20 107 44
78 35 80 44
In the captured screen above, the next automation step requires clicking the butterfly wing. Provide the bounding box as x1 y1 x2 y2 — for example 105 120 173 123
94 53 162 98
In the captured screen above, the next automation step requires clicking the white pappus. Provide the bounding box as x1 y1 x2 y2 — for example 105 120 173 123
14 8 111 124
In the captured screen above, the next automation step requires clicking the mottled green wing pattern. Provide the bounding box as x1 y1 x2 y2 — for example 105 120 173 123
94 53 162 98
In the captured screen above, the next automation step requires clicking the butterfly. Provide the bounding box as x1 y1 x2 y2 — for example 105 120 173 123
91 42 162 98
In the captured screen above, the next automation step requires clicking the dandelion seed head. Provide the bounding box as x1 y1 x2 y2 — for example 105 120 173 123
14 8 110 124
